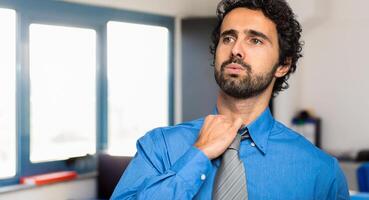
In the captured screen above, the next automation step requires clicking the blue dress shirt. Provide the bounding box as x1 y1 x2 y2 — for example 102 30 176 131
111 108 350 200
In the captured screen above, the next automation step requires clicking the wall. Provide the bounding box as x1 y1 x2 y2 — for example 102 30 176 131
181 18 218 121
275 0 369 153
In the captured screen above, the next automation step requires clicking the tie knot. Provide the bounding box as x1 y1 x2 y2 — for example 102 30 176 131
228 134 242 151
240 127 250 140
227 128 250 151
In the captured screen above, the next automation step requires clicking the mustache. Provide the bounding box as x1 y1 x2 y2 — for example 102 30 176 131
221 57 251 72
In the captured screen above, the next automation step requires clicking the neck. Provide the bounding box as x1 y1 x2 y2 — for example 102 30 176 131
216 87 273 126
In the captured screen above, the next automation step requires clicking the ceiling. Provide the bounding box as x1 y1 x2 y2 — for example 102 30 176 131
63 0 220 17
63 0 317 22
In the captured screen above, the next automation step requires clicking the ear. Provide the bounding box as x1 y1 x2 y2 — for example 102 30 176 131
275 57 292 78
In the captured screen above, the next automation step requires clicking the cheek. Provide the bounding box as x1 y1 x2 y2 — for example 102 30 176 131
214 57 222 72
216 44 231 60
246 48 279 72
215 46 224 67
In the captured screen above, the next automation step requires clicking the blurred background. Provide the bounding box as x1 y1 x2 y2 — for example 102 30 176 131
0 0 369 199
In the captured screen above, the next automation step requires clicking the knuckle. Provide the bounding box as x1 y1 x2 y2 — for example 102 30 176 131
205 115 214 121
214 116 223 122
223 122 231 128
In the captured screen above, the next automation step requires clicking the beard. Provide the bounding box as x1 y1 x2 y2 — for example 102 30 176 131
214 56 278 99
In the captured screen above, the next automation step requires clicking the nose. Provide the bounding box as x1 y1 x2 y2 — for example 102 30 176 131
231 40 244 59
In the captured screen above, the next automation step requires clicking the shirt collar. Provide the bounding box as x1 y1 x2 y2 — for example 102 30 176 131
246 107 274 155
211 106 274 155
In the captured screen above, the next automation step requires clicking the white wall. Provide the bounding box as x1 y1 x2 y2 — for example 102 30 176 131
275 0 369 153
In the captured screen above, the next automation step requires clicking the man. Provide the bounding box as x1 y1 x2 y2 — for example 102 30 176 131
111 0 350 199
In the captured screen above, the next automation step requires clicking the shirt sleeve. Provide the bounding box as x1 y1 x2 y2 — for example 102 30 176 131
326 158 350 200
110 128 212 200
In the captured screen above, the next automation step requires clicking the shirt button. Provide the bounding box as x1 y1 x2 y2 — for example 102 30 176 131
250 142 256 147
200 174 206 181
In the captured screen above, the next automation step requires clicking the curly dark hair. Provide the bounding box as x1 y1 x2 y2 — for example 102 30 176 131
210 0 303 97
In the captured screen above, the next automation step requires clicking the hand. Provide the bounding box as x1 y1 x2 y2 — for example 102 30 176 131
194 115 243 160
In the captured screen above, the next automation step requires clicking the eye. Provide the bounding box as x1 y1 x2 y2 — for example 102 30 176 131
222 36 235 44
250 38 263 45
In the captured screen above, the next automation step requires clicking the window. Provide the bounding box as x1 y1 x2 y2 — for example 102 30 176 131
0 8 16 179
0 0 173 187
29 24 96 162
107 21 169 156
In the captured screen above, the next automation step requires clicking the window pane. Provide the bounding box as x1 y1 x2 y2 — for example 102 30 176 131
0 8 16 179
107 21 169 156
29 24 96 162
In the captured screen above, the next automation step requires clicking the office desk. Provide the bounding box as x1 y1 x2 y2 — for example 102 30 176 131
352 193 369 200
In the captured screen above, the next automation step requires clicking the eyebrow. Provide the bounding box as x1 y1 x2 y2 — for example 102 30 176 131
245 29 273 44
220 29 273 45
220 29 238 38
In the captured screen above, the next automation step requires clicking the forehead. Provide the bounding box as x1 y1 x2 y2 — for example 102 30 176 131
221 7 278 40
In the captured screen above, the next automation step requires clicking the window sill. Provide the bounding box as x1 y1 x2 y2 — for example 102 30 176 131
0 171 97 194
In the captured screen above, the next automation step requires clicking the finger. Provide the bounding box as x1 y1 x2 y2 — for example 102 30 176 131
202 115 215 129
232 117 244 131
216 115 232 125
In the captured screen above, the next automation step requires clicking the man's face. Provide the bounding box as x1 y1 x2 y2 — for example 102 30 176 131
214 7 281 99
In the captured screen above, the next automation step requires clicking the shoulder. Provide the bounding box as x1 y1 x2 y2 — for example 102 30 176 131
271 121 347 193
271 121 338 169
138 117 204 146
135 118 205 168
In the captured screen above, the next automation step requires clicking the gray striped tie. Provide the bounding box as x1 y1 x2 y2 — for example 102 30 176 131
212 129 249 200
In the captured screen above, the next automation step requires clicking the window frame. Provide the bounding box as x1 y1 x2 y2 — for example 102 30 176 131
0 0 174 187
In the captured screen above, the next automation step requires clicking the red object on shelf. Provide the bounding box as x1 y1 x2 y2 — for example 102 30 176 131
20 171 78 185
